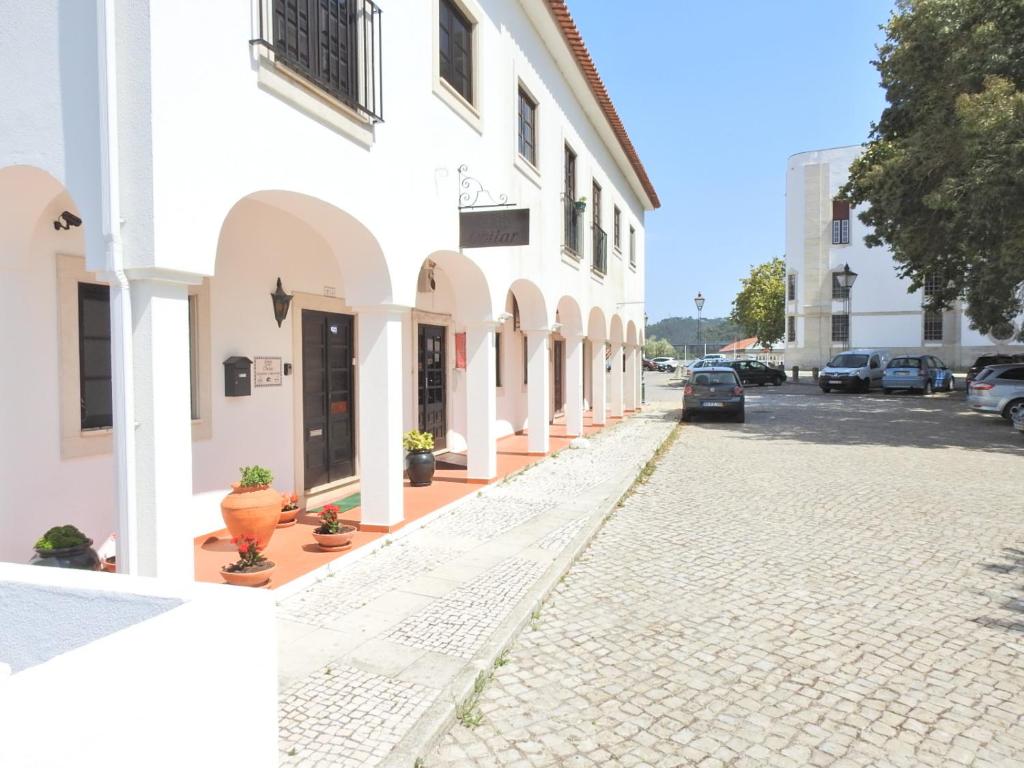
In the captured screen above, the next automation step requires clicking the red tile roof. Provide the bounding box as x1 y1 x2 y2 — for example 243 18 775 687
719 337 759 353
544 1 660 209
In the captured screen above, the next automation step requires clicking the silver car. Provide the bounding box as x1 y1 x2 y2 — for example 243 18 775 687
967 363 1024 421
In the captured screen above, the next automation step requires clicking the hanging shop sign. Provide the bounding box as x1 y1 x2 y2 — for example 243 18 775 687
254 356 283 387
459 208 530 248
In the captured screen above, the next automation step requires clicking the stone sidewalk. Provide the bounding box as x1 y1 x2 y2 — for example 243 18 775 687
276 407 677 767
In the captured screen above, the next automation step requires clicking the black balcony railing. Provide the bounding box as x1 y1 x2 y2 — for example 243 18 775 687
251 0 384 122
563 197 581 256
592 224 608 275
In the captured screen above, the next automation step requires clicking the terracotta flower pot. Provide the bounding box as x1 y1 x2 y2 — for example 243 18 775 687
312 527 356 552
221 562 276 588
101 556 117 573
277 507 301 528
220 483 280 550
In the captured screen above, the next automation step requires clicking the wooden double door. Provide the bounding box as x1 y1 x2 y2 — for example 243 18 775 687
417 324 447 450
302 310 356 490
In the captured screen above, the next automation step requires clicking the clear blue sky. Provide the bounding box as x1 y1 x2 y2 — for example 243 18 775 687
569 0 896 322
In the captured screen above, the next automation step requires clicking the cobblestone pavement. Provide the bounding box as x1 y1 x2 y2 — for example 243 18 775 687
277 407 676 767
429 386 1024 768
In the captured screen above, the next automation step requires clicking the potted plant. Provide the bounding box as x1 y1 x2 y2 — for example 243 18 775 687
29 525 100 571
278 492 301 528
221 534 275 587
404 430 436 487
311 504 356 551
220 465 280 550
574 196 587 214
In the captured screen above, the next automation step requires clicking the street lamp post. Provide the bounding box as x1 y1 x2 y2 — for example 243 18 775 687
642 312 648 404
835 264 858 350
694 292 705 357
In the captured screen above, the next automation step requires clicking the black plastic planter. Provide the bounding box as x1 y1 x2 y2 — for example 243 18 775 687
406 450 436 487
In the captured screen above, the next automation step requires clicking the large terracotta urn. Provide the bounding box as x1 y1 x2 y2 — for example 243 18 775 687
220 483 280 550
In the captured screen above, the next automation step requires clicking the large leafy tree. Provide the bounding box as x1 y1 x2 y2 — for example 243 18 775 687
842 0 1024 340
731 257 785 349
643 335 675 358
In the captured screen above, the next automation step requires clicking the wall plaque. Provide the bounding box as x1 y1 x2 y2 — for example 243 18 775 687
459 209 530 248
254 356 283 387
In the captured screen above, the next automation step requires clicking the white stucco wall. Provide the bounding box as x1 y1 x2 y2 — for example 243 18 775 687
0 564 277 767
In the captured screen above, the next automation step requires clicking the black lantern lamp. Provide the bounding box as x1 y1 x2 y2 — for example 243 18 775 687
835 263 858 291
693 292 705 312
271 277 293 327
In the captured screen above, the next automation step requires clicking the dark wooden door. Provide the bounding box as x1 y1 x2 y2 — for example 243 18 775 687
418 324 447 450
553 339 565 416
302 310 355 490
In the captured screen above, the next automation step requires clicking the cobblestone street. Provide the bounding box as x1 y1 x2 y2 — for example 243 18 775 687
429 382 1024 767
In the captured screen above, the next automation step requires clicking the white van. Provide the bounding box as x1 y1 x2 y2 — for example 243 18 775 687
819 349 891 393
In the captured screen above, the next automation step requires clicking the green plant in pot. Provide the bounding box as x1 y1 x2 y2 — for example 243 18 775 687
30 525 100 570
404 430 436 487
220 464 280 551
573 196 587 214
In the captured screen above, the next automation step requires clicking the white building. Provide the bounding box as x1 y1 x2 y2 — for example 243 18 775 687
784 145 1022 370
0 0 658 578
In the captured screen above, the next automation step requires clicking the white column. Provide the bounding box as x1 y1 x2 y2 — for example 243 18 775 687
590 338 607 425
525 329 550 454
564 333 585 437
129 274 195 580
356 306 405 530
624 345 639 411
466 322 497 481
609 343 624 418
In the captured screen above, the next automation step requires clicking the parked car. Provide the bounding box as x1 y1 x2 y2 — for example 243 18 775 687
699 353 727 361
819 349 890 393
722 359 786 386
881 355 954 394
967 363 1024 421
683 358 725 378
650 356 678 372
966 353 1024 383
642 358 657 371
681 367 745 423
1014 409 1024 435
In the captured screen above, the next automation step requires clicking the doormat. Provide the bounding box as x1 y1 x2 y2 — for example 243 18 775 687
309 492 361 514
434 452 468 471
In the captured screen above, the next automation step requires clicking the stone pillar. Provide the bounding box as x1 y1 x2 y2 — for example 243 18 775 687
525 329 550 454
625 345 639 411
355 306 406 531
466 322 497 481
609 343 624 418
590 338 607 425
128 273 196 580
564 333 585 437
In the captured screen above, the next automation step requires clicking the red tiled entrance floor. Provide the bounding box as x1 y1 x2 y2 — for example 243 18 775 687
194 411 628 589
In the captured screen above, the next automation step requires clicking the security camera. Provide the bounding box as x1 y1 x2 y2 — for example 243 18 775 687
53 211 82 230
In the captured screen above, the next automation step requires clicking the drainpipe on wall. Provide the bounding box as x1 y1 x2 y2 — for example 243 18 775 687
97 0 139 574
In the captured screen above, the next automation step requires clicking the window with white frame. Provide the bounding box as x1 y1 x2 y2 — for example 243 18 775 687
831 272 851 300
629 225 636 267
924 309 943 341
831 314 849 343
613 206 621 251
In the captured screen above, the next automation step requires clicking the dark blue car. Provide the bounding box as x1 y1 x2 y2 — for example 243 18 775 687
882 355 954 394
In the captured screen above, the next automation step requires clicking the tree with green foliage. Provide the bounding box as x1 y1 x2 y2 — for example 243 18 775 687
731 257 785 350
643 335 675 358
842 0 1024 340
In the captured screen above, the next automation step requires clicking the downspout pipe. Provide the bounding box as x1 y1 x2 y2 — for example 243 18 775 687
97 0 139 574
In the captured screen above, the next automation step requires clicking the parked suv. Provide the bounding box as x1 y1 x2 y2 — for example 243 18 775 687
819 349 890 393
967 353 1024 383
967 363 1024 421
722 359 786 386
681 367 746 423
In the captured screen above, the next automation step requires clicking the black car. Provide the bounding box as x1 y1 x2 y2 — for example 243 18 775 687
681 367 745 423
721 359 786 386
967 354 1024 383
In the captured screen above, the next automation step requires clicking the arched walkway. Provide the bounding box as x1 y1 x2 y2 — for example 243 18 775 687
506 279 551 454
587 306 609 425
556 295 586 436
609 314 626 418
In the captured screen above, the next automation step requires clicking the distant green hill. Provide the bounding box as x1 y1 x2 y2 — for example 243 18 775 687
646 316 743 347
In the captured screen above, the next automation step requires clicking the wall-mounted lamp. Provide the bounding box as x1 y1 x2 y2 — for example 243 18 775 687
417 262 437 292
496 311 513 323
271 277 293 327
53 211 82 231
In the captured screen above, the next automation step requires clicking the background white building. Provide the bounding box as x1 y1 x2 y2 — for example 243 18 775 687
0 0 658 577
784 145 1023 370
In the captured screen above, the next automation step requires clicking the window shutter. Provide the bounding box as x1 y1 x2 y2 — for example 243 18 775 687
832 199 850 220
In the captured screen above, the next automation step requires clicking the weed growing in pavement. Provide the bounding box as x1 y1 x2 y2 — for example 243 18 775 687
455 671 491 727
414 759 426 768
495 648 511 667
618 424 681 506
324 667 333 676
287 748 297 757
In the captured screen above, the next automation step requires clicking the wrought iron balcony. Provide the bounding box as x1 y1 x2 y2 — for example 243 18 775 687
563 196 582 256
592 224 608 275
251 0 383 122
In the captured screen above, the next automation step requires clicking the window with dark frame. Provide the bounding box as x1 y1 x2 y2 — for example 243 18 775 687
787 273 796 301
832 199 850 245
613 206 621 250
563 144 579 253
831 272 851 300
629 226 636 266
517 86 537 166
79 283 113 430
923 309 943 342
923 274 943 299
787 315 796 342
439 0 473 103
495 331 502 387
831 314 849 343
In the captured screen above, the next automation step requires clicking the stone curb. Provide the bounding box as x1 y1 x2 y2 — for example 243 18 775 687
379 409 677 768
